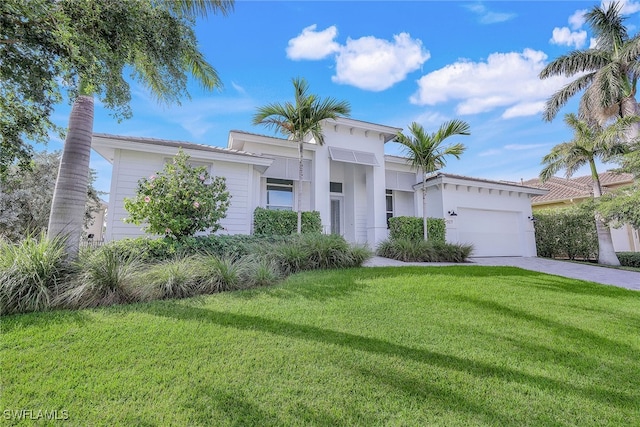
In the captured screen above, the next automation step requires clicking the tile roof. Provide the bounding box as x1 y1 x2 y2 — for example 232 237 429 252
522 172 634 205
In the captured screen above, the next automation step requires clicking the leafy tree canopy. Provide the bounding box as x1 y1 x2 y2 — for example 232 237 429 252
0 0 232 177
124 149 231 240
0 151 101 242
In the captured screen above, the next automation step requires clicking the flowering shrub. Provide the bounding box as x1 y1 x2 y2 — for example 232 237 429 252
124 149 230 240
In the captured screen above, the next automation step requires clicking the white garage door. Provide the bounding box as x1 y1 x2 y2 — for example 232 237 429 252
455 208 523 257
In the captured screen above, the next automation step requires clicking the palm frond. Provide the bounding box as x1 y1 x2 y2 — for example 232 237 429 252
543 73 596 122
539 50 609 79
585 1 627 52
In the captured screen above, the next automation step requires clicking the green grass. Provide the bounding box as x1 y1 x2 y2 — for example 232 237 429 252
2 266 640 426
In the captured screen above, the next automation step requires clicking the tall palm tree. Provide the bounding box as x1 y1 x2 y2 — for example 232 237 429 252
540 2 640 134
395 121 469 241
47 0 233 258
253 77 351 234
540 113 634 266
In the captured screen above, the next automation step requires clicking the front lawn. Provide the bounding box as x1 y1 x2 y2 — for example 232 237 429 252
2 266 639 426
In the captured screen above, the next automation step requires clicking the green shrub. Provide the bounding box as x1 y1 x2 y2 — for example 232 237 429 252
253 207 322 235
617 252 640 268
104 235 292 263
270 234 371 275
124 149 230 239
534 208 598 260
0 233 68 315
193 255 252 293
137 256 201 300
376 238 472 263
58 245 143 309
388 216 446 243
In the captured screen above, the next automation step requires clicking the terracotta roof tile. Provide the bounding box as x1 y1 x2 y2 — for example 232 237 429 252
523 172 635 205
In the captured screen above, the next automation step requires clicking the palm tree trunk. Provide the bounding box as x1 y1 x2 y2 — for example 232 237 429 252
48 95 94 259
590 160 620 266
621 96 639 141
422 176 428 241
297 140 303 234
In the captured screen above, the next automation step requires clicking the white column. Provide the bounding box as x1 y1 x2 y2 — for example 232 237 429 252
365 164 387 246
313 147 331 234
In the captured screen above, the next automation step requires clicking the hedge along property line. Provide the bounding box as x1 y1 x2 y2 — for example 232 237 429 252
388 216 446 243
533 208 598 260
616 252 640 268
253 207 322 236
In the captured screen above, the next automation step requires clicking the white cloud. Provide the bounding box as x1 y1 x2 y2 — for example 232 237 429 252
502 101 546 119
550 27 587 48
589 37 598 49
465 3 516 24
231 81 246 95
602 0 640 15
568 9 587 29
286 24 340 60
410 49 572 119
332 33 430 91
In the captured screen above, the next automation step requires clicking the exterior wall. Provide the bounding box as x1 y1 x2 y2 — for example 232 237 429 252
106 149 160 241
426 179 540 257
105 149 254 241
393 191 414 217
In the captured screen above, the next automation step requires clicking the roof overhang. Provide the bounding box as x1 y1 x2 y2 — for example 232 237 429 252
416 173 549 196
93 133 273 172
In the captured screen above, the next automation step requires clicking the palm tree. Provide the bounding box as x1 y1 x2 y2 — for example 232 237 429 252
540 113 634 266
253 77 351 234
539 2 640 134
395 121 470 241
47 0 233 258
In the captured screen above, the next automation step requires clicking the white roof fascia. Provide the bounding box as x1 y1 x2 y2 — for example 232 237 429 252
323 117 401 143
228 130 319 152
92 134 273 168
416 173 548 196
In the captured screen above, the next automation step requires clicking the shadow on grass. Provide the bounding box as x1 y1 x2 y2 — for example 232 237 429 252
135 301 639 410
1 309 93 334
452 295 639 359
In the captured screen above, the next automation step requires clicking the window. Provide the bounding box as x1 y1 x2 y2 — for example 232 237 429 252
330 182 343 193
386 189 393 228
266 178 293 210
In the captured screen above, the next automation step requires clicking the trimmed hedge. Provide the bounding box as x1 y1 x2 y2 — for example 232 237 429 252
376 238 472 263
617 252 640 268
533 208 598 260
103 234 290 262
253 207 322 236
388 216 446 243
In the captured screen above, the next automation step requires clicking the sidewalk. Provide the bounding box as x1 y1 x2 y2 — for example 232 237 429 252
363 256 640 291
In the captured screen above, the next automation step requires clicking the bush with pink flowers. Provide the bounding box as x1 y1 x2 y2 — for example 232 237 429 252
124 149 230 240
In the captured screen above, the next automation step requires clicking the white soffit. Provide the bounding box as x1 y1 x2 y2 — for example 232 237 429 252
328 147 379 166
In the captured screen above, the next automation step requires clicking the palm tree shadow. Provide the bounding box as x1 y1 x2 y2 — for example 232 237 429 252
134 301 639 409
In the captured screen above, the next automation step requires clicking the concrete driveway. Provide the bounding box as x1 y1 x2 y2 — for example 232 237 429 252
363 256 640 291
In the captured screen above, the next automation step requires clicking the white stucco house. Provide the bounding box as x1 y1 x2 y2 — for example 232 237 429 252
92 117 547 257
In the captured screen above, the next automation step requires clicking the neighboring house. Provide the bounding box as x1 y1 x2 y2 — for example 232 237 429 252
522 172 640 252
92 117 547 257
84 199 108 242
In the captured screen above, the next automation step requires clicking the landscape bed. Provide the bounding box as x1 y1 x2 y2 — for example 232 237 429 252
2 266 639 426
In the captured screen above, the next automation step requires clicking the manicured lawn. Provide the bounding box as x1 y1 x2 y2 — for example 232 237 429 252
2 266 640 426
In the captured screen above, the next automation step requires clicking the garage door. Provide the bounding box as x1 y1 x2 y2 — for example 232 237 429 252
455 208 523 257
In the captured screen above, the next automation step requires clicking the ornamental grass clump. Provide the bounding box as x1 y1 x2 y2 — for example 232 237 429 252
58 245 143 309
0 233 68 315
137 256 201 300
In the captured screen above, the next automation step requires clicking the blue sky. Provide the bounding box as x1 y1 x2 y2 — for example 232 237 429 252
46 0 640 197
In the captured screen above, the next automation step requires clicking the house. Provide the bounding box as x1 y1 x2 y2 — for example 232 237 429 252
522 172 640 252
92 117 547 257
